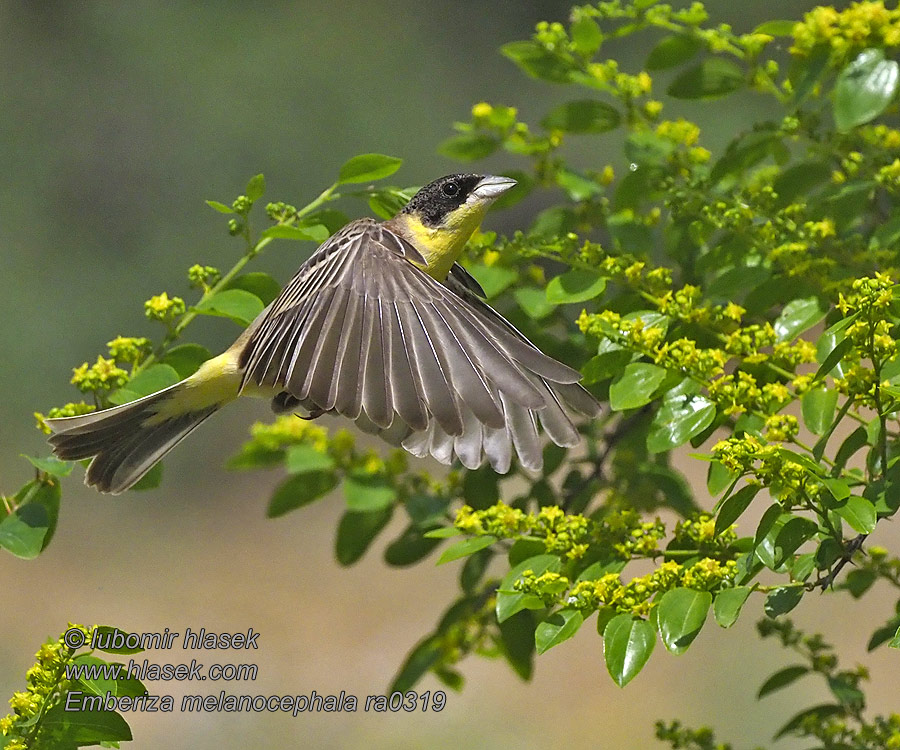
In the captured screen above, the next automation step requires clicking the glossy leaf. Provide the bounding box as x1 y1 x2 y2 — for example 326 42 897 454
545 269 606 304
668 59 744 99
344 474 397 512
245 173 265 201
758 665 808 698
603 615 655 687
108 364 181 405
834 49 900 131
23 455 73 478
646 35 702 70
205 200 234 214
260 224 329 242
657 588 711 653
501 41 574 82
194 288 264 326
802 388 839 435
834 495 877 534
514 286 556 320
497 554 560 623
535 609 583 654
267 472 338 518
713 586 751 628
384 525 441 566
774 297 826 341
285 444 335 474
39 702 132 745
437 535 496 565
335 507 394 566
438 133 499 161
337 153 402 184
764 586 804 617
647 393 715 453
773 517 819 567
541 100 621 133
609 362 667 411
161 343 212 378
466 264 517 299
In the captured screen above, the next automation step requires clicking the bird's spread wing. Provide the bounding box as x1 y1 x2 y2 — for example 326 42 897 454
238 218 600 471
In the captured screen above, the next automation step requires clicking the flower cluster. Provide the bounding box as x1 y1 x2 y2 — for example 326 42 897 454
791 1 900 62
0 625 88 747
515 557 737 617
144 291 185 324
187 264 221 292
106 335 152 365
70 356 129 394
712 436 820 503
453 503 666 562
34 402 95 434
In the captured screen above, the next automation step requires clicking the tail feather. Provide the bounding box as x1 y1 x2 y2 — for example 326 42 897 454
47 384 218 494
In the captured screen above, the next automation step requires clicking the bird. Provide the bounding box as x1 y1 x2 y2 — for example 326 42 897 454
47 173 601 493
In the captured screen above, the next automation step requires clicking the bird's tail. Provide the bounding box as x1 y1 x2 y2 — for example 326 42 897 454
47 353 240 494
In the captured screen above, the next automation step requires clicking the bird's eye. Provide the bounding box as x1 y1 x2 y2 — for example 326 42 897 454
442 181 460 197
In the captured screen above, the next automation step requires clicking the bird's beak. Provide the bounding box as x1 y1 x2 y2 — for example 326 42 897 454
472 175 517 201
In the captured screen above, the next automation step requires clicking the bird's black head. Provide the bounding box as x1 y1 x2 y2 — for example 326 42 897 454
400 174 484 227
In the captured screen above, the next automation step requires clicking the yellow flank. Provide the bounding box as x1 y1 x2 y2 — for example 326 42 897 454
144 351 245 424
397 203 489 280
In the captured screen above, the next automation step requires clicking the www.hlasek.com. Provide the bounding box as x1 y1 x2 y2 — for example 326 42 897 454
61 627 446 715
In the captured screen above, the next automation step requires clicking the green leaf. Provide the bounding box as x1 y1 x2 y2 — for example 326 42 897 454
285 444 335 474
423 527 460 539
438 133 500 161
844 568 877 598
834 48 900 131
754 20 796 35
535 609 583 654
834 495 877 533
556 170 603 201
40 702 132 745
571 15 603 55
603 615 656 687
646 394 715 453
646 35 702 70
815 336 853 381
497 554 561 623
0 488 55 559
384 525 441 566
344 474 397 512
337 153 402 184
715 485 760 535
545 269 606 304
889 624 900 649
498 610 537 680
773 517 819 567
707 461 737 496
246 173 265 202
260 224 330 242
758 665 809 698
541 100 621 134
582 341 633 384
775 704 844 739
130 461 163 491
267 471 338 518
764 586 804 617
465 264 517 299
609 362 667 411
774 297 826 341
667 58 744 99
514 286 556 320
92 626 145 654
161 343 212 378
223 273 281 306
108 364 181 405
23 454 73 478
335 507 394 566
501 41 574 83
437 535 496 565
713 586 751 628
868 615 900 650
802 388 839 436
73 655 119 697
206 200 234 214
389 635 441 693
194 288 264 326
657 588 711 653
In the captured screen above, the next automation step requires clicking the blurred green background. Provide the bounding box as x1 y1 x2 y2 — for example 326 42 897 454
2 2 897 748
